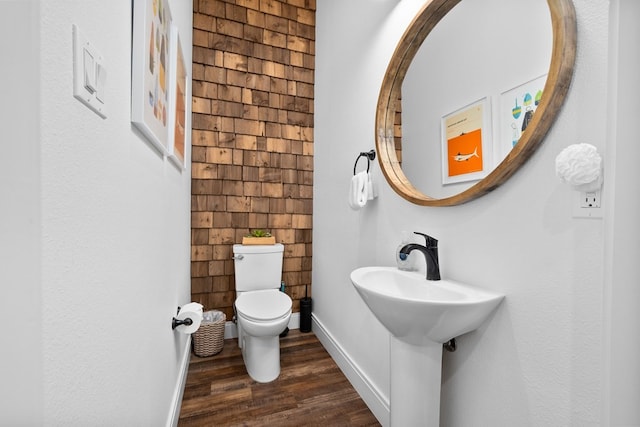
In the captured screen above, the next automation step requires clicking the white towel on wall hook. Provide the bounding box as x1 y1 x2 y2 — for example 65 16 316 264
367 172 377 200
348 171 368 210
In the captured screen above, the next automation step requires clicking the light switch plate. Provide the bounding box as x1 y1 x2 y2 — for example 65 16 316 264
72 24 106 118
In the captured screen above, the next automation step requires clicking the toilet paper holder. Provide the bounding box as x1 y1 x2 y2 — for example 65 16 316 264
172 306 194 330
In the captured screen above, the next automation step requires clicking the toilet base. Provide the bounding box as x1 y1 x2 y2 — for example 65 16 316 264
242 334 281 383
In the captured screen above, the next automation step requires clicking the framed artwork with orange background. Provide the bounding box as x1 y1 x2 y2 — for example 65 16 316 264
441 97 493 185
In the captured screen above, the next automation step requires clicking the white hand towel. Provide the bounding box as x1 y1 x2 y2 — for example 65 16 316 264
348 174 360 210
367 172 377 200
348 171 368 210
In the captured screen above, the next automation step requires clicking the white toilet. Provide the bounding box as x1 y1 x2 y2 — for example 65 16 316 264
233 243 292 383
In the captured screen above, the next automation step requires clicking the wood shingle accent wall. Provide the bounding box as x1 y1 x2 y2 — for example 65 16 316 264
191 0 315 320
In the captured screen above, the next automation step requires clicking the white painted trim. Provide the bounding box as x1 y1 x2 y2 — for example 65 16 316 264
166 335 191 427
312 315 390 427
223 312 301 339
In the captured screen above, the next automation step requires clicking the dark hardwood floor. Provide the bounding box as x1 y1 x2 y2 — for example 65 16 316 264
178 330 381 426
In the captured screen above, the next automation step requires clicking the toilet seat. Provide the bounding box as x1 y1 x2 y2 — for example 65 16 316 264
236 289 292 322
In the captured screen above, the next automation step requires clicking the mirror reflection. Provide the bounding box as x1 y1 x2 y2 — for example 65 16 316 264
399 0 552 199
375 0 577 206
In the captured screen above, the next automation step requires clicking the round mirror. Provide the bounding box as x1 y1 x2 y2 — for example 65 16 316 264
375 0 577 206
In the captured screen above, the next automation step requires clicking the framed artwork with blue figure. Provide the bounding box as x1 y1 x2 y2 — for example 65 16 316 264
499 74 547 162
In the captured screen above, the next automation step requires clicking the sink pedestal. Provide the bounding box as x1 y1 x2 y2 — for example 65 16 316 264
390 337 442 426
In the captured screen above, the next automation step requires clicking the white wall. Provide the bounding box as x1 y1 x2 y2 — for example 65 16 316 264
314 0 633 425
604 0 640 424
0 0 43 424
0 0 193 425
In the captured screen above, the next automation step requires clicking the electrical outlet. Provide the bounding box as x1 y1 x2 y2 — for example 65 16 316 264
581 191 601 208
573 190 602 218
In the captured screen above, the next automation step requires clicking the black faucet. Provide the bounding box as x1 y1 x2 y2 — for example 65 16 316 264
399 232 441 281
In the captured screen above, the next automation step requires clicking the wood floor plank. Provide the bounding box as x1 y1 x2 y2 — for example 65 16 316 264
178 330 381 426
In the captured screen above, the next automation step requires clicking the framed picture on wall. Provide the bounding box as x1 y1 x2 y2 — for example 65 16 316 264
131 0 172 154
167 26 188 170
498 74 547 161
441 97 493 185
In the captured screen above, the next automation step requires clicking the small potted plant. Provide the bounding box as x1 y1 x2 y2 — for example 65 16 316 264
242 229 276 245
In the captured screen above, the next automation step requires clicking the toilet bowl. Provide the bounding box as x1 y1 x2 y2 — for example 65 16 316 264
235 289 292 382
233 243 292 383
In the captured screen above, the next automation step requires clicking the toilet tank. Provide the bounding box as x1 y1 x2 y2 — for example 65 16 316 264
233 243 284 292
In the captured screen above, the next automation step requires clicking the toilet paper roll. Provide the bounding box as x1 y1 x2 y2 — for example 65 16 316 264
175 303 203 334
180 302 204 315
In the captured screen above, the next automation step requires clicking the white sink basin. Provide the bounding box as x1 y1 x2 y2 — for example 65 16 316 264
350 266 504 344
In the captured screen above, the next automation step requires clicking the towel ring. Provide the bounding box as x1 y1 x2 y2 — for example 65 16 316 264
353 150 376 175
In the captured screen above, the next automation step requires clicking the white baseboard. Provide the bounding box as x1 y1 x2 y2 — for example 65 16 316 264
224 312 301 339
166 335 191 427
312 315 390 427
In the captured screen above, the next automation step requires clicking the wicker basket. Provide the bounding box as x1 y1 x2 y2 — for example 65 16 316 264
193 310 226 357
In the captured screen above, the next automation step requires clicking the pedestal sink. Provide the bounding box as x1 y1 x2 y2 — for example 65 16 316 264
350 266 504 426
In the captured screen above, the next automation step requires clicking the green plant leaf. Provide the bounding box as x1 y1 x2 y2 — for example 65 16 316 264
247 229 272 238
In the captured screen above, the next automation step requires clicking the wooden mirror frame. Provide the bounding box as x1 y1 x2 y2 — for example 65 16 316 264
375 0 577 206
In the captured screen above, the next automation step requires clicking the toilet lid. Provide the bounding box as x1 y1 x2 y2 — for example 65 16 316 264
236 289 292 321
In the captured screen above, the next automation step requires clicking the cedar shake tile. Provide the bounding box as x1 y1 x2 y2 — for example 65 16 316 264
192 229 209 245
192 179 222 195
237 0 260 10
244 25 263 43
216 19 244 39
222 180 244 195
218 85 243 102
192 163 218 179
225 3 248 24
212 275 231 292
198 0 225 17
193 13 215 30
209 227 236 245
227 196 252 212
192 245 213 261
248 213 269 228
193 29 209 47
243 104 260 120
260 0 282 16
192 97 212 114
192 212 214 229
191 261 209 278
192 81 218 99
203 66 227 84
191 146 207 163
243 181 262 196
191 277 213 294
192 195 208 211
218 164 243 180
242 166 260 181
265 14 288 33
269 198 287 213
247 9 265 27
208 260 226 276
296 8 314 26
280 3 297 21
250 197 270 213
